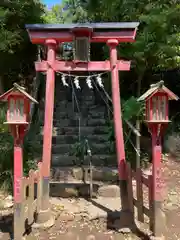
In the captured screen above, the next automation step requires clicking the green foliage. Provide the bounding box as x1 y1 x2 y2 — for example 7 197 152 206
122 96 143 120
0 103 41 193
107 96 142 161
43 0 88 24
70 0 180 79
0 0 45 89
0 104 14 192
43 3 67 23
69 140 88 165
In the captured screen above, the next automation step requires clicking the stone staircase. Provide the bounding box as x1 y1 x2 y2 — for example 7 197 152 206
50 79 116 168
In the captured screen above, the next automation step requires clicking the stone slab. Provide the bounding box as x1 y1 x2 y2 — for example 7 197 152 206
98 185 120 198
51 166 118 182
51 155 116 167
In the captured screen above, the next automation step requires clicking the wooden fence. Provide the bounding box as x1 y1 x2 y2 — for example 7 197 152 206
127 163 154 232
14 162 42 240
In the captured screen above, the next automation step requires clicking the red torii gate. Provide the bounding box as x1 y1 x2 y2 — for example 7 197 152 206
26 22 139 228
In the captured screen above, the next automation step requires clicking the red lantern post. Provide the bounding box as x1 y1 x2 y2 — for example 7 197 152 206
138 80 179 238
0 83 38 239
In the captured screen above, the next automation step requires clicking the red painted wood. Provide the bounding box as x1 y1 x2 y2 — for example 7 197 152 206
107 39 127 180
146 92 170 123
145 101 149 121
35 60 131 72
14 143 23 203
72 28 93 37
156 95 158 120
26 101 30 123
166 95 168 121
148 86 179 101
148 174 153 232
28 30 136 44
152 126 163 201
5 94 30 123
149 99 153 123
42 39 57 177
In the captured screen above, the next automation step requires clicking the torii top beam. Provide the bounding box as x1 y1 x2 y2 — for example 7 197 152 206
25 22 139 44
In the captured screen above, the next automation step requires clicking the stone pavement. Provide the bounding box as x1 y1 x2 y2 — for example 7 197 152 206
50 196 122 220
28 196 148 240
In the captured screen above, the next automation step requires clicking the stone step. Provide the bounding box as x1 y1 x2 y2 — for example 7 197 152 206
52 118 107 127
40 126 109 136
50 182 120 198
54 91 70 100
54 100 96 110
53 110 106 119
51 154 116 167
50 166 118 182
52 143 111 155
51 134 108 145
53 103 106 111
62 126 108 135
41 110 106 120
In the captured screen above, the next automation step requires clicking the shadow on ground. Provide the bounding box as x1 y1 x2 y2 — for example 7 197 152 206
0 213 13 239
85 197 151 240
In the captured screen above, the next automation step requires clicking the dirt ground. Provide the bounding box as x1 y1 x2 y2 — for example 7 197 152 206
162 158 180 240
1 158 180 239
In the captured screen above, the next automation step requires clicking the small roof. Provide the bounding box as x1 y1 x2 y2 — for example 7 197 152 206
137 80 179 101
0 83 38 103
25 22 139 32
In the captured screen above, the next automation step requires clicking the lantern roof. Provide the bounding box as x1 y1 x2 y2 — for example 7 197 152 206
0 83 38 103
137 81 179 102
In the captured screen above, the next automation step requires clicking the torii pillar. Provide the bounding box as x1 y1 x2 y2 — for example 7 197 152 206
26 22 139 229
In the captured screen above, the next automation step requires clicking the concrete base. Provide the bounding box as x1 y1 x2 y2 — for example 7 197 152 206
113 209 136 233
152 201 166 237
36 208 51 224
33 214 55 230
150 235 165 240
34 207 55 229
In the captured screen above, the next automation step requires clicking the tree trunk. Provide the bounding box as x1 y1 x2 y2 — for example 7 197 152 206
136 73 144 168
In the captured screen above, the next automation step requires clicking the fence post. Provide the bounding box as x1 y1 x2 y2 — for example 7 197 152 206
148 174 153 232
28 170 35 225
37 162 42 214
127 163 134 216
136 169 144 222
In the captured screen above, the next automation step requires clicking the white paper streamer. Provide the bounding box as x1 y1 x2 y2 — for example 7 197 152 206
61 74 69 86
74 76 81 89
96 75 104 88
86 76 93 89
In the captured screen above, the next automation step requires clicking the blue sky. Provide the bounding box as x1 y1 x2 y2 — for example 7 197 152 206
43 0 62 7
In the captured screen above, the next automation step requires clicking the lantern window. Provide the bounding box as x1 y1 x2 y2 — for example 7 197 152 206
161 96 166 120
151 95 167 121
152 97 157 120
8 98 25 122
16 99 24 121
9 98 15 120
